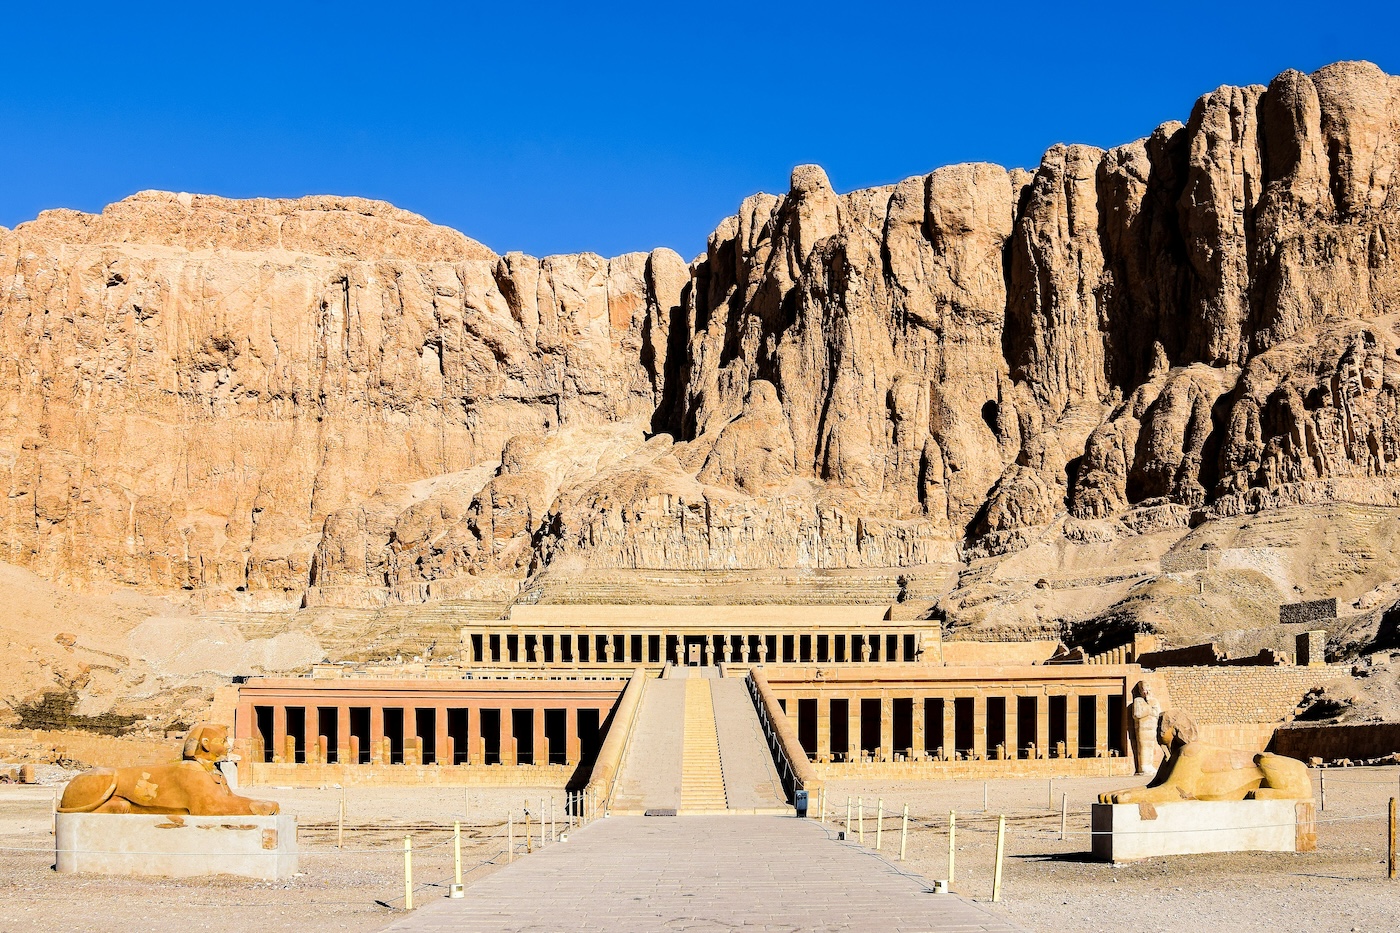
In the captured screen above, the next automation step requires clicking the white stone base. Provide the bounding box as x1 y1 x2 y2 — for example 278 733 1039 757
55 813 298 880
1091 800 1316 862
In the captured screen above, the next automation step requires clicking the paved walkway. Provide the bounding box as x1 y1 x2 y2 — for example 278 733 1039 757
610 679 685 813
382 816 1023 932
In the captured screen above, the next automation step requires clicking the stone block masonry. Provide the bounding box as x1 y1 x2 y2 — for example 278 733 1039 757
56 813 298 880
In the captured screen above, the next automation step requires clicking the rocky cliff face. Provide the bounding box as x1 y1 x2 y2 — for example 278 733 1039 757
6 61 1400 611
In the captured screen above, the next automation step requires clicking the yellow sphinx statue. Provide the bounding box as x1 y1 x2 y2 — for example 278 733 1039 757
59 723 279 816
1099 711 1313 804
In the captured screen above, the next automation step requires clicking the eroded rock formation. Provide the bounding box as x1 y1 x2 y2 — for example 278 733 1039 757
5 61 1400 609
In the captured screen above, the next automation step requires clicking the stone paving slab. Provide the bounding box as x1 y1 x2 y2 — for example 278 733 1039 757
610 680 685 814
382 816 1024 933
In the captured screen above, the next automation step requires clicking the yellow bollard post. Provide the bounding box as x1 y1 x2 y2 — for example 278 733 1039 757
899 804 909 861
454 821 462 887
948 810 956 886
876 799 884 850
404 836 413 911
992 815 1006 902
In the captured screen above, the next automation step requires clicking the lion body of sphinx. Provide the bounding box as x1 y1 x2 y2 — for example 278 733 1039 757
58 723 279 817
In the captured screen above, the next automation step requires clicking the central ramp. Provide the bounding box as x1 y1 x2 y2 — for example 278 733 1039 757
384 816 1023 933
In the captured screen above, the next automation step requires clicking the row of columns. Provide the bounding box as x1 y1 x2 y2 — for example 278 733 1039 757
462 631 923 665
253 703 596 767
794 692 1121 763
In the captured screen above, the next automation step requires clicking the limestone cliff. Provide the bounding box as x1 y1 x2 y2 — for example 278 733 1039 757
6 61 1400 616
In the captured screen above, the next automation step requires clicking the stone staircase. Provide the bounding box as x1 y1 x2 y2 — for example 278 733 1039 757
680 678 728 813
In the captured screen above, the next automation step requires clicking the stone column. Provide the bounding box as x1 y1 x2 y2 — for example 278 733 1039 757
879 695 893 762
471 706 485 765
533 705 546 767
911 696 925 759
972 694 988 760
1066 694 1080 758
847 696 859 761
272 706 288 764
1095 694 1109 758
436 705 450 766
1036 694 1050 759
816 694 831 762
566 706 581 764
370 705 385 764
338 705 352 766
943 694 958 758
1005 695 1019 761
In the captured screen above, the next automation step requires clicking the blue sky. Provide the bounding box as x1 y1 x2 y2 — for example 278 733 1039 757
3 1 1398 258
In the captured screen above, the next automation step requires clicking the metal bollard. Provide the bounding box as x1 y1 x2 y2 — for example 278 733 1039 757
454 822 462 886
404 836 414 910
338 799 344 849
983 781 988 812
1390 797 1397 880
1060 793 1068 842
992 815 1006 902
876 799 884 850
858 797 865 845
508 814 514 863
540 798 546 849
899 804 909 861
846 796 852 833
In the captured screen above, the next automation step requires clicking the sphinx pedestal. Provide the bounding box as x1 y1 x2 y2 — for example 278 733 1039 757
56 813 298 880
1091 800 1316 862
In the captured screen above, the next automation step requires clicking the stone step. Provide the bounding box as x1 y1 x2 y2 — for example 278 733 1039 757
679 678 727 813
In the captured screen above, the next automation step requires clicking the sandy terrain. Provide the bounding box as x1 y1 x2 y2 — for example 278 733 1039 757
0 784 571 933
3 772 1398 932
823 768 1400 933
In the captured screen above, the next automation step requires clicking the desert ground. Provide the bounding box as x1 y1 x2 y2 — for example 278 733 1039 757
3 770 1397 933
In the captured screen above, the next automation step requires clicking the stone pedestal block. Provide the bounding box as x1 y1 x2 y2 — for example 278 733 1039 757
1091 800 1315 862
56 813 298 880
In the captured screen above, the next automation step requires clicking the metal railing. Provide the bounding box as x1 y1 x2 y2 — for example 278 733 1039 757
745 667 822 803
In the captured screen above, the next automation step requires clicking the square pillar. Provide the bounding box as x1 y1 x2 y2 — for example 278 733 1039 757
1095 694 1109 758
337 705 352 765
1036 693 1050 759
435 704 450 766
566 707 581 764
1005 695 1019 761
1065 693 1080 758
815 694 831 762
847 696 859 761
370 706 385 764
972 694 988 760
911 696 925 759
470 706 485 765
272 705 288 763
533 704 546 766
941 697 955 759
879 695 894 762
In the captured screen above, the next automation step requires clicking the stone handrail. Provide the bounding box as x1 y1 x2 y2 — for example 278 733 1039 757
746 667 822 802
584 666 649 814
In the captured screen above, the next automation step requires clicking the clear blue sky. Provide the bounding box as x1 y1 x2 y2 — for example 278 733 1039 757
3 1 1398 258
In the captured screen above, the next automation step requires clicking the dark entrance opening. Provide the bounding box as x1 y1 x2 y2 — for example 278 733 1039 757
797 698 818 757
1017 696 1037 759
285 706 306 764
545 709 567 764
986 696 1007 759
447 708 469 764
512 709 534 765
1108 697 1125 757
893 697 913 757
255 706 274 763
1078 695 1097 758
1048 695 1067 756
481 708 501 765
649 634 661 663
383 708 404 764
860 698 881 756
350 707 370 763
924 698 944 756
318 707 338 763
416 708 437 764
954 697 974 757
578 708 601 764
830 698 849 760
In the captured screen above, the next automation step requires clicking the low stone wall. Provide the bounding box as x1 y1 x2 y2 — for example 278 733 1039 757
249 762 578 787
813 757 1133 780
1272 722 1400 761
1091 800 1316 862
56 813 298 880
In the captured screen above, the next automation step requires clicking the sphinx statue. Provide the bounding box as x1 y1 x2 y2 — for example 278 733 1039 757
1099 711 1313 804
59 723 279 816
